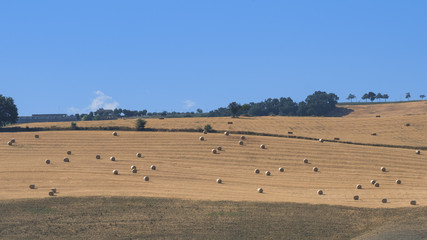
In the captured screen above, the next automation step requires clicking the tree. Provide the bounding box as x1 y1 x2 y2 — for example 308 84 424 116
376 93 383 102
0 94 18 127
406 92 411 101
383 94 389 102
421 94 426 100
135 118 146 131
240 104 251 115
346 94 356 102
366 92 376 102
204 124 212 132
278 97 297 116
302 91 339 116
228 102 241 117
361 93 368 102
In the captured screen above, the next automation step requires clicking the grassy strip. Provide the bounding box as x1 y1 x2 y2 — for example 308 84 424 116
0 196 426 240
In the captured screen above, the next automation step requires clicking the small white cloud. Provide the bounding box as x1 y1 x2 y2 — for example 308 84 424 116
89 90 119 111
68 107 81 114
184 100 196 110
69 90 119 113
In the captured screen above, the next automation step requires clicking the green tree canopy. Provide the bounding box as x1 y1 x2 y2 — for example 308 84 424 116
0 94 18 127
228 102 241 117
346 94 356 102
301 91 339 116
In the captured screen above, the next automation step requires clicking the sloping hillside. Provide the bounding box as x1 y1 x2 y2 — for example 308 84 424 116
339 100 427 118
1 131 425 208
10 101 427 148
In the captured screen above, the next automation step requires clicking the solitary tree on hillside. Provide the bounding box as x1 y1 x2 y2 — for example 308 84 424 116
346 94 356 102
0 94 18 127
420 94 425 100
406 92 411 101
228 102 241 117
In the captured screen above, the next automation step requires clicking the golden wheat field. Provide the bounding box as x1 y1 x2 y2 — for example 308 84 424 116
1 102 426 210
1 129 426 208
14 101 427 147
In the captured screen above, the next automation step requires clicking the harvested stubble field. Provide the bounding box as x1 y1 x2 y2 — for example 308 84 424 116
1 101 426 239
14 101 427 147
1 131 426 208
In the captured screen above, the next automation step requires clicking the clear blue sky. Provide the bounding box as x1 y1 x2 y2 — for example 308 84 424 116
1 1 426 116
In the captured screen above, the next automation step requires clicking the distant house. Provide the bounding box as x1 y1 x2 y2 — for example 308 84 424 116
18 114 77 124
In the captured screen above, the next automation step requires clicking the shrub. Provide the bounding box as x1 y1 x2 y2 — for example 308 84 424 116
204 124 213 132
135 119 147 131
70 122 78 130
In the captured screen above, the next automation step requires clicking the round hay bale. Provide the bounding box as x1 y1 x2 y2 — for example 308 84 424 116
150 165 156 170
317 190 323 195
144 176 149 181
35 134 39 138
113 170 118 175
49 191 54 196
224 131 229 136
112 132 117 136
356 184 362 189
217 146 222 151
405 123 410 126
212 149 217 154
410 200 416 205
257 188 263 193
131 165 136 170
67 150 71 155
11 138 15 143
303 158 308 164
319 139 323 143
396 179 402 184
96 155 101 159
110 156 116 161
45 159 50 164
313 167 319 172
371 133 377 136
278 167 284 172
370 180 376 185
51 188 56 193
254 169 260 174
382 198 387 203
265 171 271 176
132 169 137 173
260 144 265 149
63 157 69 162
7 141 12 146
29 184 35 189
238 140 243 145
199 136 205 141
203 130 208 134
353 195 359 200
381 167 386 172
136 152 142 158
374 182 380 187
415 150 421 155
240 135 245 140
216 178 222 184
